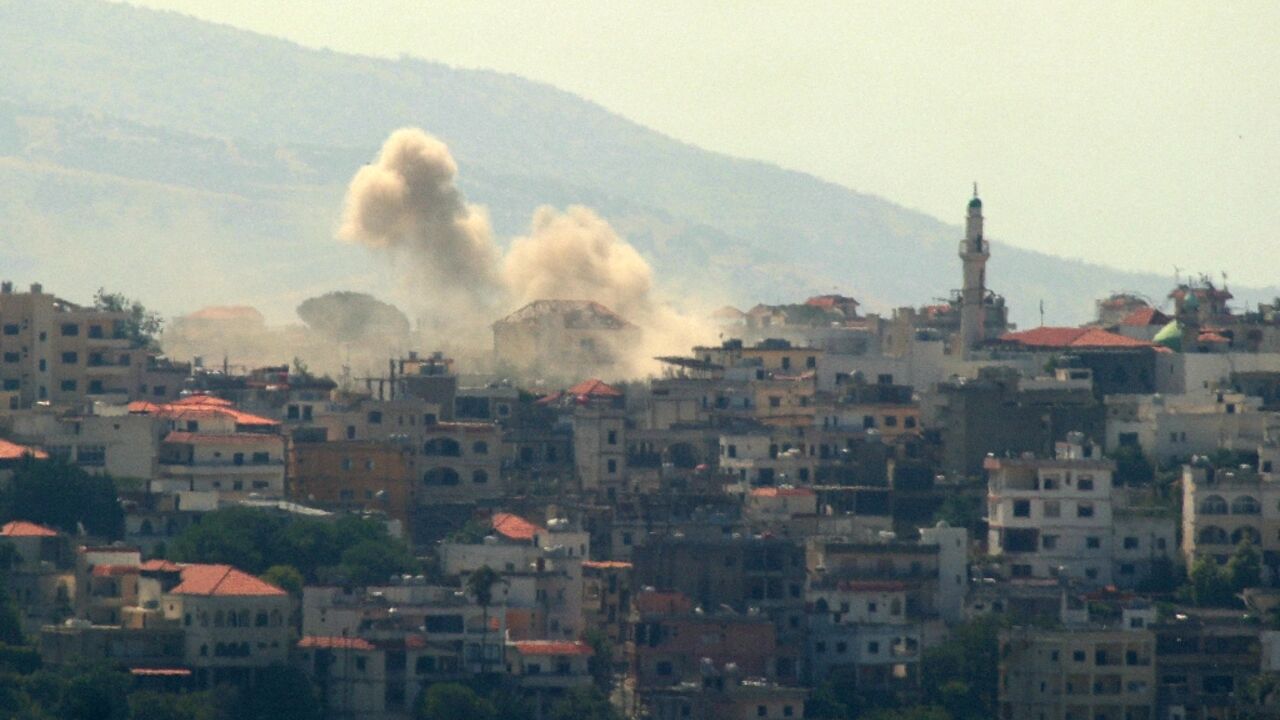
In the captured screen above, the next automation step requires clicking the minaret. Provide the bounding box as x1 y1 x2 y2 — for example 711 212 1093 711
958 186 989 356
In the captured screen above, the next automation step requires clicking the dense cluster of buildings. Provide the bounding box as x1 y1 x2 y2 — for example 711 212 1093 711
5 195 1280 718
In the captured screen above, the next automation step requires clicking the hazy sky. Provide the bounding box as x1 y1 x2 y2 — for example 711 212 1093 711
121 1 1280 290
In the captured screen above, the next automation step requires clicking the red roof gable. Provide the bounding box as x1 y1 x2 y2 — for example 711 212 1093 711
567 378 623 398
1 520 58 537
298 636 376 651
0 438 47 461
510 640 593 657
129 399 279 428
998 327 1152 350
169 564 286 597
750 487 816 498
491 512 543 542
1119 307 1170 327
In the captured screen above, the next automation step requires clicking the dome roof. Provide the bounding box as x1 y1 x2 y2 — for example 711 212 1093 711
1153 320 1183 351
968 197 982 209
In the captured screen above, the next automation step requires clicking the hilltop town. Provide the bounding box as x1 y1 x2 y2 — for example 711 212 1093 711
4 195 1280 720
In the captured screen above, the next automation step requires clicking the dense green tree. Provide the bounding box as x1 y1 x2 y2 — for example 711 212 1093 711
584 628 614 692
1109 444 1155 485
339 539 417 587
1229 541 1263 591
920 616 1005 720
415 683 496 720
548 686 622 720
233 665 321 720
0 457 124 539
1189 557 1237 607
863 707 952 720
52 663 132 720
933 494 982 537
93 289 163 351
259 565 303 596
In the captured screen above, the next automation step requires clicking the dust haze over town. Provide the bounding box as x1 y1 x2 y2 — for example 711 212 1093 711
4 3 1280 720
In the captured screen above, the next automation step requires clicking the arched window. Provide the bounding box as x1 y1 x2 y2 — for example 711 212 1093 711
1199 495 1228 515
423 438 462 457
1198 526 1229 545
472 470 489 484
1232 496 1261 515
423 467 460 486
214 611 224 627
472 441 489 455
238 610 250 627
1232 526 1261 545
814 598 829 613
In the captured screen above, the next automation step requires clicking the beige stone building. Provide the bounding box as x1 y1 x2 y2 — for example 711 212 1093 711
493 300 640 377
999 622 1156 720
0 282 145 407
1180 455 1280 567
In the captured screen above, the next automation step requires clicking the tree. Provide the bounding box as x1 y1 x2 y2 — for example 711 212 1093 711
1188 557 1236 607
93 289 162 351
864 708 952 720
233 665 321 720
466 566 501 675
548 686 622 720
1109 444 1154 486
416 683 496 720
0 457 124 539
338 539 417 587
260 565 304 596
584 628 614 692
920 616 1006 720
933 494 982 537
1229 541 1263 592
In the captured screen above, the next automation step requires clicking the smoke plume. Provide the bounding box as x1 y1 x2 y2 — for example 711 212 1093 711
339 128 715 378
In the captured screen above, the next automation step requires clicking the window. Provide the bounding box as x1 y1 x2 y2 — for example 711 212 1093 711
2 352 16 363
1123 537 1139 550
1078 476 1094 491
607 459 617 474
1043 500 1060 518
905 416 917 429
472 470 488 484
1 324 17 335
868 641 879 654
368 411 383 424
757 706 767 718
1042 535 1058 550
60 323 79 337
836 641 847 653
1086 537 1101 549
60 379 76 392
472 441 489 454
1077 503 1094 518
355 657 367 672
656 661 673 676
868 601 877 613
883 415 898 427
1 379 17 391
77 445 105 467
1120 564 1135 575
1013 500 1031 517
727 444 737 458
769 396 781 408
234 453 245 466
61 351 78 364
1073 650 1086 662
607 430 617 445
252 452 269 464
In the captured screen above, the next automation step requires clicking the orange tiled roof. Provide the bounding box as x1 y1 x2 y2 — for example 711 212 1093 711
140 559 183 572
510 640 593 657
750 487 816 498
998 327 1152 350
582 560 633 570
1 520 58 537
129 668 192 677
298 636 376 651
92 564 139 577
491 512 543 542
169 564 286 597
0 438 47 461
129 399 278 428
1119 307 1170 326
1198 332 1231 344
566 378 623 398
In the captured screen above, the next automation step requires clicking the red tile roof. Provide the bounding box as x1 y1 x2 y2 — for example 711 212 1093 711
0 520 58 537
140 559 183 572
129 668 192 677
491 512 543 542
510 640 593 657
0 438 47 461
129 398 278 428
1119 307 1170 326
92 564 139 577
582 561 633 570
169 564 286 597
566 378 623 398
298 636 376 651
1198 332 1231 344
750 487 816 498
998 327 1153 350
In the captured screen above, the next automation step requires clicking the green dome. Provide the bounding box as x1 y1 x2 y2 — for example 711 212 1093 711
1153 320 1183 351
1182 293 1200 311
968 197 982 209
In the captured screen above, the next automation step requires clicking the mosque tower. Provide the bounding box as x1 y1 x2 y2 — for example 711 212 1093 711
958 186 989 356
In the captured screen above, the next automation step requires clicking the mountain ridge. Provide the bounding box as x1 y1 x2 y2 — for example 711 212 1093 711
0 0 1271 327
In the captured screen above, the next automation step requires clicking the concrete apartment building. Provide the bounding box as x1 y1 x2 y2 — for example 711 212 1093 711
7 402 163 480
998 619 1157 720
1180 456 1280 567
0 282 143 407
289 439 415 526
1106 390 1272 464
